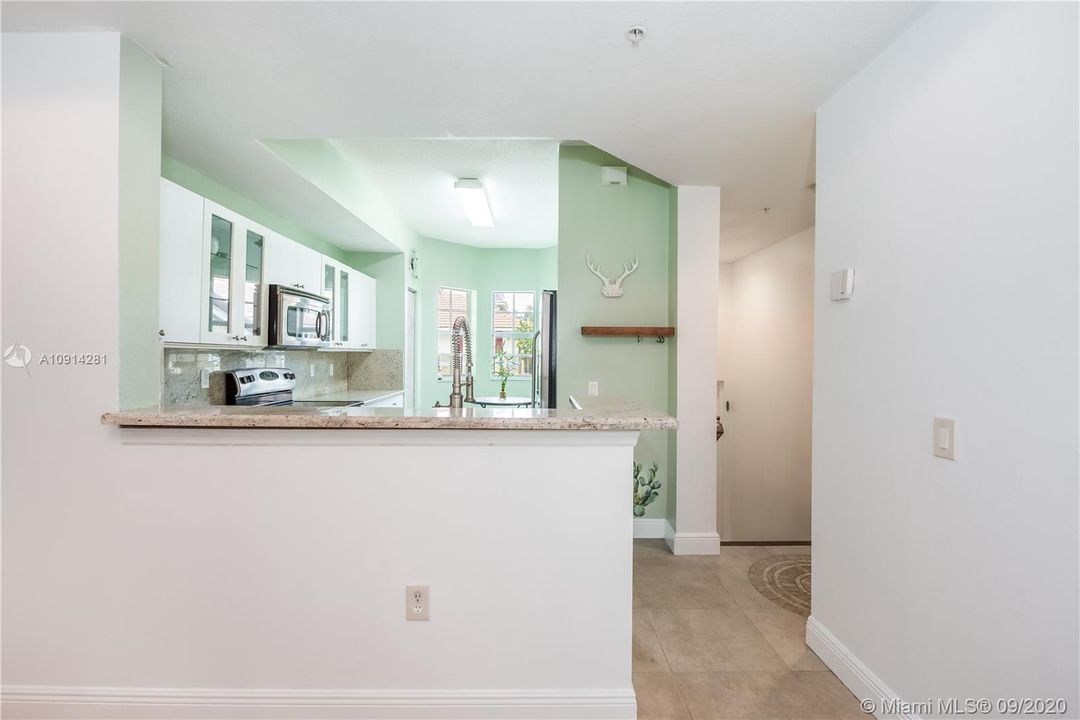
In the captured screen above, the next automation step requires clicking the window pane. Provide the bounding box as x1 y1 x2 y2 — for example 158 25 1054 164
513 293 534 314
437 288 452 330
491 291 537 376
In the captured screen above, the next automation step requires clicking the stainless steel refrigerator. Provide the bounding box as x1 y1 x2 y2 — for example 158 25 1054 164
532 290 557 408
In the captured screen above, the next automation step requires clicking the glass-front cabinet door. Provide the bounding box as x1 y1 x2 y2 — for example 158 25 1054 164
243 229 264 341
323 261 338 345
338 269 350 346
200 202 266 345
206 213 234 341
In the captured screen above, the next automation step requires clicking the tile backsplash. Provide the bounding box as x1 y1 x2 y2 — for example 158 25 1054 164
348 349 404 390
162 347 404 407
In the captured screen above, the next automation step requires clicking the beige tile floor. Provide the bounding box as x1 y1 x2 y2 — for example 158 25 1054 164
632 539 864 720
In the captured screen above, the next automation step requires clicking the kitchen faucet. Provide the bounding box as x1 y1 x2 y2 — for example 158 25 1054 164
448 315 475 409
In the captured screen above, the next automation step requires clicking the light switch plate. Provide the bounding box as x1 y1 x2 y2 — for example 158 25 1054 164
933 417 957 460
830 268 855 301
200 369 210 389
588 381 599 396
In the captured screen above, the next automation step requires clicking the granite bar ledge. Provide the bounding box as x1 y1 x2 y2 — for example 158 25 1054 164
101 396 677 431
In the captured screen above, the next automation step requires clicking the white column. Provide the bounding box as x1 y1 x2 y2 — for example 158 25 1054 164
668 186 722 554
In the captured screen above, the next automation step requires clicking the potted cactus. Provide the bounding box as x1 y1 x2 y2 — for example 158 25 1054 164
633 462 662 517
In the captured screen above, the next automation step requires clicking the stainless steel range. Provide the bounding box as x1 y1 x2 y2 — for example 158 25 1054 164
224 367 362 408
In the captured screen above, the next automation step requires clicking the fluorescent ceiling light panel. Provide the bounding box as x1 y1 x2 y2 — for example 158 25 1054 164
454 178 494 227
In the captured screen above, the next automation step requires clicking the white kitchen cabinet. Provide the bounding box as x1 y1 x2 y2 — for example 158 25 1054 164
321 257 347 348
159 178 203 344
322 259 376 351
364 392 403 408
352 269 376 351
199 201 267 346
264 232 322 295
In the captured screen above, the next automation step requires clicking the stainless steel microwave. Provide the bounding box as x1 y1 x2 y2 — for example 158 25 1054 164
267 284 331 348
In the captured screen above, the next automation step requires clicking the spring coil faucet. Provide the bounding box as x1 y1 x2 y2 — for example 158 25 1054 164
448 316 475 409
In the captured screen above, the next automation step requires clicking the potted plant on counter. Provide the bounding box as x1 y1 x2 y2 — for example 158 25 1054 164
633 461 662 517
491 350 518 400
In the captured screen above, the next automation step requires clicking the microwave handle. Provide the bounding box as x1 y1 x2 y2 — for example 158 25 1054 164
315 311 325 341
319 310 332 341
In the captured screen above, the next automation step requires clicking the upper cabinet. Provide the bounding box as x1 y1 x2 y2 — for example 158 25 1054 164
199 201 267 346
265 233 322 294
159 177 376 351
352 269 376 350
322 257 377 351
159 179 204 344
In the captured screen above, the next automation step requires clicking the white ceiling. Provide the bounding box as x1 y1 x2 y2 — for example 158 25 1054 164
3 1 929 260
333 138 558 248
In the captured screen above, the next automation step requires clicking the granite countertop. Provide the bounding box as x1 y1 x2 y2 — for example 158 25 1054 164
100 396 677 431
297 389 403 404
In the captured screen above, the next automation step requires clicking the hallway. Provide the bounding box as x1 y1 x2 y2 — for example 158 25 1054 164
632 540 862 719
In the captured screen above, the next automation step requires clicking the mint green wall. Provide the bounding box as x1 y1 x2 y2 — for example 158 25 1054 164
262 139 421 254
348 251 407 350
118 39 162 410
414 237 557 409
557 145 675 520
161 156 350 263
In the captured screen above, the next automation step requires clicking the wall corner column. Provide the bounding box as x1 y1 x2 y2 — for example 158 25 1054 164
668 185 721 555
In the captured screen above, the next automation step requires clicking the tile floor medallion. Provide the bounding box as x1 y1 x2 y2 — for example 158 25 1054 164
747 554 812 616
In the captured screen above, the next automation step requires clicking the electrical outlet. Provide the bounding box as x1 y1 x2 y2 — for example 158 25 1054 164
309 363 315 378
200 369 210 389
588 381 599 396
330 364 334 377
406 585 430 621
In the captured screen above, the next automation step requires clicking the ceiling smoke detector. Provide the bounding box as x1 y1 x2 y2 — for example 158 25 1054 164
626 25 647 47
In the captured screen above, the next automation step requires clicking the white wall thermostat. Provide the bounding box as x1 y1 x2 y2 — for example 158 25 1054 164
830 268 855 301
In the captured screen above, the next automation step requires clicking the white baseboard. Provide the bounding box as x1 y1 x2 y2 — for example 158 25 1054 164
1 686 637 720
663 523 722 555
805 616 918 720
633 518 667 538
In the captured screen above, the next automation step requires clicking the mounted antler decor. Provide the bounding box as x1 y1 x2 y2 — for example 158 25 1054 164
586 255 639 298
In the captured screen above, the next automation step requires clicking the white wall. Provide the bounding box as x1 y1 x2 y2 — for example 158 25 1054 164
669 186 722 554
812 2 1078 711
717 228 814 542
1 34 637 719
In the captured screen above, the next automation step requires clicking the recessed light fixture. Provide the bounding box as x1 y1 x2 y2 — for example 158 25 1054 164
454 178 494 227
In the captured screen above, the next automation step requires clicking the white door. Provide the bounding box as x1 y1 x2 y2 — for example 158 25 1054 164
405 288 416 407
351 270 376 350
199 201 266 346
237 223 267 347
263 232 300 288
200 202 241 344
159 179 203 344
322 258 344 347
296 245 323 295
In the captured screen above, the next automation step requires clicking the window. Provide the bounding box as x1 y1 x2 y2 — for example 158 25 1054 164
436 287 474 380
491 291 537 379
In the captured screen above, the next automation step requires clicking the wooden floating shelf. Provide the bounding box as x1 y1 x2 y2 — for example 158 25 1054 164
580 326 676 343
